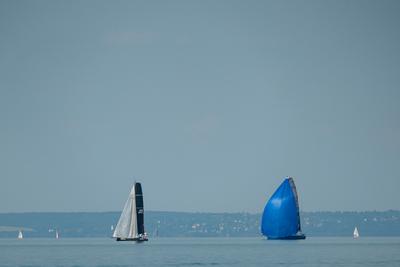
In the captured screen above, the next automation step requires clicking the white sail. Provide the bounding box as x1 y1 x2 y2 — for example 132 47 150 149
353 227 359 238
55 230 59 239
18 230 23 239
113 186 138 239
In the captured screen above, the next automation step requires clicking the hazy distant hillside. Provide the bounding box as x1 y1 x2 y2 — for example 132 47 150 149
0 211 399 238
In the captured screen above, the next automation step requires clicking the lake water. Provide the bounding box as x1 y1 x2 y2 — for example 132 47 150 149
0 237 399 267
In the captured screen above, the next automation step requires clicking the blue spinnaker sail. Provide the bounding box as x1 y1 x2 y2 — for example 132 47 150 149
261 177 304 239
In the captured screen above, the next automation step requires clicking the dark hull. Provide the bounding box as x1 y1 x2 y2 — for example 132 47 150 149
116 237 148 242
268 234 306 240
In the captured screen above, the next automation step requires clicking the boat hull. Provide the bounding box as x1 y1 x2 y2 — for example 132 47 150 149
267 234 306 240
116 237 148 242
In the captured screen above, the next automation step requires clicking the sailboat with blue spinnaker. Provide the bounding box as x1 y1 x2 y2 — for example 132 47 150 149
261 177 306 240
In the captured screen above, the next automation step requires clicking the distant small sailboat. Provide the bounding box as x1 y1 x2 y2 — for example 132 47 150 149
113 182 148 242
17 229 23 239
353 227 359 238
55 229 59 239
261 177 306 240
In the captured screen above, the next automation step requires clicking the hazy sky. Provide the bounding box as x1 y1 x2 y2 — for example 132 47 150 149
1 0 399 213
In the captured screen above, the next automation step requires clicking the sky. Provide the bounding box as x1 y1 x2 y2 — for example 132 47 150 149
0 0 399 213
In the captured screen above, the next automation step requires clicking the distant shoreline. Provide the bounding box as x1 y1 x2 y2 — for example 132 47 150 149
1 210 399 238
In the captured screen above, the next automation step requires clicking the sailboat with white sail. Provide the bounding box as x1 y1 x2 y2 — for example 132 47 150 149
55 229 59 239
113 182 148 242
17 229 23 239
353 227 359 238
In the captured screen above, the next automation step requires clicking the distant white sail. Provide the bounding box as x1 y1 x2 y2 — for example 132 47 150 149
113 185 138 239
55 229 59 239
18 230 23 239
353 227 359 238
111 225 114 231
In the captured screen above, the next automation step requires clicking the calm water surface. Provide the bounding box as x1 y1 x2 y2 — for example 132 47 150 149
0 237 399 267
